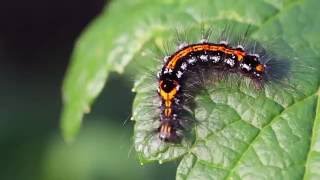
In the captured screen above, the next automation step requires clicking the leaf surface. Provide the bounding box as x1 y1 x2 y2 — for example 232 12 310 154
61 0 320 179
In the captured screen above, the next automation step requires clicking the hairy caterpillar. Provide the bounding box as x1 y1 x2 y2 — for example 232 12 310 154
155 26 293 142
131 25 315 146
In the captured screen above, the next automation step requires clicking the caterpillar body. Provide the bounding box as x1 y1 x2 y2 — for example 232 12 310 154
157 39 280 142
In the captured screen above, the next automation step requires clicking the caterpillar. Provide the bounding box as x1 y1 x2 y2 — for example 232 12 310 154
156 27 290 142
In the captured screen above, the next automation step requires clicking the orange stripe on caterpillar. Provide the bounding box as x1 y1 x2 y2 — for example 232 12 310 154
166 43 246 69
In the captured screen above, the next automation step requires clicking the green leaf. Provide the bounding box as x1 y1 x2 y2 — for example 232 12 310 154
61 0 320 178
131 0 320 179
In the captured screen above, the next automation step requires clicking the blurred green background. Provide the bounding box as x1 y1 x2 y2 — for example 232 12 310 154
0 0 176 179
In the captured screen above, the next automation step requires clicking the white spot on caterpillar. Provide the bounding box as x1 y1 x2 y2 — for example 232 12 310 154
240 63 251 71
219 40 228 45
254 72 261 77
225 58 235 67
157 71 161 79
176 85 180 91
163 68 173 74
200 55 208 61
174 98 180 104
163 56 170 62
187 57 196 65
181 62 187 70
250 53 260 58
200 39 208 43
210 56 220 63
178 42 188 50
176 71 183 79
236 45 244 50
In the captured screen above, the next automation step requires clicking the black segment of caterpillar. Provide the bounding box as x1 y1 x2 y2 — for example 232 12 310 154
157 41 269 142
